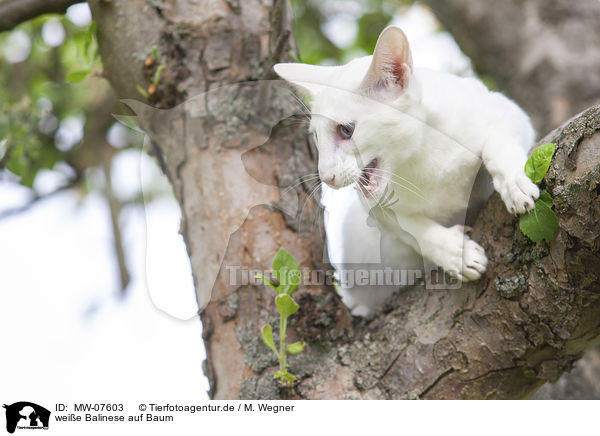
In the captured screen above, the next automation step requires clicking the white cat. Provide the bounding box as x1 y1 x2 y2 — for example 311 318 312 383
274 26 539 316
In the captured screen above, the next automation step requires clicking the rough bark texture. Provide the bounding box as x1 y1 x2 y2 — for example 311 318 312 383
422 0 600 136
89 0 328 399
90 0 600 399
422 0 600 399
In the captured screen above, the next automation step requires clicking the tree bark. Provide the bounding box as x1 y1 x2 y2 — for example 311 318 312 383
90 0 600 399
89 0 328 399
422 0 600 399
422 0 600 137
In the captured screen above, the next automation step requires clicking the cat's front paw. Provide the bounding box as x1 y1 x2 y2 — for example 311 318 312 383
496 173 540 215
434 225 488 282
460 235 489 281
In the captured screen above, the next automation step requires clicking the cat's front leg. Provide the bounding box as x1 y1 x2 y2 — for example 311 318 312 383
391 215 488 282
482 132 540 215
494 172 539 215
426 224 488 281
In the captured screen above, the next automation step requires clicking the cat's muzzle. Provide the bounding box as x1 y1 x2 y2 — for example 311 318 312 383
358 158 380 195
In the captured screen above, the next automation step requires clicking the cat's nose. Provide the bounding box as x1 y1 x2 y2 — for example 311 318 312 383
322 175 335 186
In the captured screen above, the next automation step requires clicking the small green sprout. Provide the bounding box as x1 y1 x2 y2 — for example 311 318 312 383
519 143 558 243
257 248 306 387
136 84 149 99
138 46 164 98
152 64 165 87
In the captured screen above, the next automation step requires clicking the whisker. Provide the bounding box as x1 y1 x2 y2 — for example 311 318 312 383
383 178 431 204
283 175 320 187
357 176 395 222
358 170 429 204
289 92 311 117
297 179 323 231
367 167 425 195
285 116 310 125
281 173 321 196
299 178 322 216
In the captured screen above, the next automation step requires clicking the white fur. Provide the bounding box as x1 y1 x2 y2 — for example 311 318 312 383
275 27 539 316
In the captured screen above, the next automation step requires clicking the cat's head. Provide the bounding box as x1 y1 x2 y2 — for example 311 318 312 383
274 26 422 200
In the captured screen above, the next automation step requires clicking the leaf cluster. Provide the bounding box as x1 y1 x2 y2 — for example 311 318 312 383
258 248 306 386
519 143 558 243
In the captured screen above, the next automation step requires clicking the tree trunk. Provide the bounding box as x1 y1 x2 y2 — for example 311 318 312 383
89 0 328 399
90 0 600 399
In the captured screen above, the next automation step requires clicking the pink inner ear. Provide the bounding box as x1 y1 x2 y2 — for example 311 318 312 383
391 60 407 89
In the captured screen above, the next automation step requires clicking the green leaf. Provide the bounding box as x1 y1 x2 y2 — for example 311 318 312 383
255 273 277 290
273 248 300 279
88 21 98 38
281 371 296 383
136 84 149 99
539 189 553 207
84 22 98 64
286 341 306 355
275 294 299 318
272 248 301 294
519 197 559 243
274 370 296 383
524 143 555 184
285 269 302 295
6 154 25 177
66 69 91 83
261 324 278 356
152 64 165 86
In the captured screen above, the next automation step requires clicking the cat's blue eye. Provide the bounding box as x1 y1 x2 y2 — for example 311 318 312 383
337 122 355 140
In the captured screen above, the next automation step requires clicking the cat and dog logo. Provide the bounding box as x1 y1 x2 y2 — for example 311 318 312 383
3 402 50 433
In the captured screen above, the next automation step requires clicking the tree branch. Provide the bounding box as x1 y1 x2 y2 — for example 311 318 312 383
0 0 81 33
101 157 131 295
224 105 600 400
422 0 600 400
89 0 600 399
279 105 600 400
0 178 80 220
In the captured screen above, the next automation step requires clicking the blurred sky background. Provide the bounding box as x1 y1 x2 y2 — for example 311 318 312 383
1 0 473 406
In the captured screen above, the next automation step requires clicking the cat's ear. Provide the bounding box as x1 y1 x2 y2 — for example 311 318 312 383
274 63 338 97
360 26 413 96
